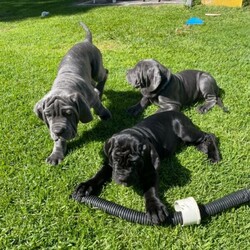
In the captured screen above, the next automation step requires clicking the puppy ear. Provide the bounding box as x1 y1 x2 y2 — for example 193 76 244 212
71 93 93 123
34 99 45 121
158 63 171 83
142 142 160 170
146 63 171 93
104 137 115 157
146 65 162 93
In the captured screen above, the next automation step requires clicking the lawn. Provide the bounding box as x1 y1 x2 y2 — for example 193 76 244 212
0 1 249 249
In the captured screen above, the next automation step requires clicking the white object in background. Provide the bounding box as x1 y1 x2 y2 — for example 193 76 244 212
185 0 193 6
174 197 201 226
41 11 49 18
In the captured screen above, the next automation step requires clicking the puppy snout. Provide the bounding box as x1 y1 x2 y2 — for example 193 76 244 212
52 126 65 136
117 176 127 182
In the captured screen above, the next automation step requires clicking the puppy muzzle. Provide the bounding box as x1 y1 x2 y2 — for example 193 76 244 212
51 123 76 141
112 168 134 187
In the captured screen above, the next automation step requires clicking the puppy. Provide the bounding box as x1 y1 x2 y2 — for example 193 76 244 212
72 111 221 225
126 59 228 116
34 22 111 165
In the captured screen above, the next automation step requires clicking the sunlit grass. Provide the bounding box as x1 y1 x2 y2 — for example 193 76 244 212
0 2 249 249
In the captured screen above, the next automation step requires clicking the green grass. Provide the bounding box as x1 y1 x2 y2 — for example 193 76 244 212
0 1 250 249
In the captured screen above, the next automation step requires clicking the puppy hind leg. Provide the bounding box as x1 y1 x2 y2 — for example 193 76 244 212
216 97 229 113
196 133 221 163
197 102 216 114
95 69 109 99
197 96 217 114
173 118 221 162
173 118 205 144
197 73 219 113
198 95 228 114
93 99 112 120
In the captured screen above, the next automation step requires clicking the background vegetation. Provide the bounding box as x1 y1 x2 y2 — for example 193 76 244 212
0 1 249 249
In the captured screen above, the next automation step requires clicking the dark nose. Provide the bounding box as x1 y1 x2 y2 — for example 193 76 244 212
53 127 65 136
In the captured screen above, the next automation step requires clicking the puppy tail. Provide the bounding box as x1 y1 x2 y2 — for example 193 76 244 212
79 22 92 44
217 97 229 113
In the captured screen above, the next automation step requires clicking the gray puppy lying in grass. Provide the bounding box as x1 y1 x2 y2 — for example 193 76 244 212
72 111 221 225
126 59 228 116
34 22 111 165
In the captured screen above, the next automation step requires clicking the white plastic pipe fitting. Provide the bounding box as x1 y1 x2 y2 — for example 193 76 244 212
174 197 201 226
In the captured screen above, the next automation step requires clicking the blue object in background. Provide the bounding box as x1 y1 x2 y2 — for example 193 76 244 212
186 17 204 25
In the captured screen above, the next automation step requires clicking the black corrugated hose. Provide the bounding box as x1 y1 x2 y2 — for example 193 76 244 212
79 188 250 226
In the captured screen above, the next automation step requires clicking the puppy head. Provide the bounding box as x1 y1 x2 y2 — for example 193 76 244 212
104 133 160 187
34 93 93 141
126 59 171 93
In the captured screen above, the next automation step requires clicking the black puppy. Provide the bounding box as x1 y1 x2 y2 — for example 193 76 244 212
72 111 221 225
126 59 228 116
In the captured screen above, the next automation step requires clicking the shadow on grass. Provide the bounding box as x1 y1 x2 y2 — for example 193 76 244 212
159 157 191 209
69 89 192 212
68 89 143 150
131 156 191 212
0 0 95 22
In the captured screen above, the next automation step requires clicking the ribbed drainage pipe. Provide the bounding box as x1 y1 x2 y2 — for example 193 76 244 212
79 188 250 226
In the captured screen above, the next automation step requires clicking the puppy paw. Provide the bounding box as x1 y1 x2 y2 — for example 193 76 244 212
99 108 112 120
146 199 169 225
46 152 64 165
197 134 221 163
71 181 99 201
197 105 208 114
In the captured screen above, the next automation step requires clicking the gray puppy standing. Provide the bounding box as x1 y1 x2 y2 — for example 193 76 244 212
126 59 228 116
34 22 111 165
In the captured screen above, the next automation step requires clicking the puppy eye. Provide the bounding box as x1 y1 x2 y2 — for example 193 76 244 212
64 110 72 116
45 112 52 117
130 161 137 166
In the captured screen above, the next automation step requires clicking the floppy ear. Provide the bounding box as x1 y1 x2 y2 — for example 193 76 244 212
145 65 162 93
34 99 45 121
104 137 115 158
142 142 160 170
158 63 172 83
146 63 172 93
71 93 93 123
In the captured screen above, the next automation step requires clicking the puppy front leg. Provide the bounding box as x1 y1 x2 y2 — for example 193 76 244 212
72 162 112 201
127 97 150 116
46 139 67 165
93 99 112 121
143 175 169 225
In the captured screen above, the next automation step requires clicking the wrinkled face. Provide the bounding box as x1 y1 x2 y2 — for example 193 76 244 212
126 60 150 88
126 59 162 89
42 97 79 141
107 135 146 186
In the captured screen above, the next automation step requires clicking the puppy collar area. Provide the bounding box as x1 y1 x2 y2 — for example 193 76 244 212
174 197 201 226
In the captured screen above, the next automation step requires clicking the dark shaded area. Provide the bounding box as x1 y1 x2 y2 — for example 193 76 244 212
69 89 192 212
68 89 144 149
0 0 90 22
131 156 191 212
0 0 185 22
